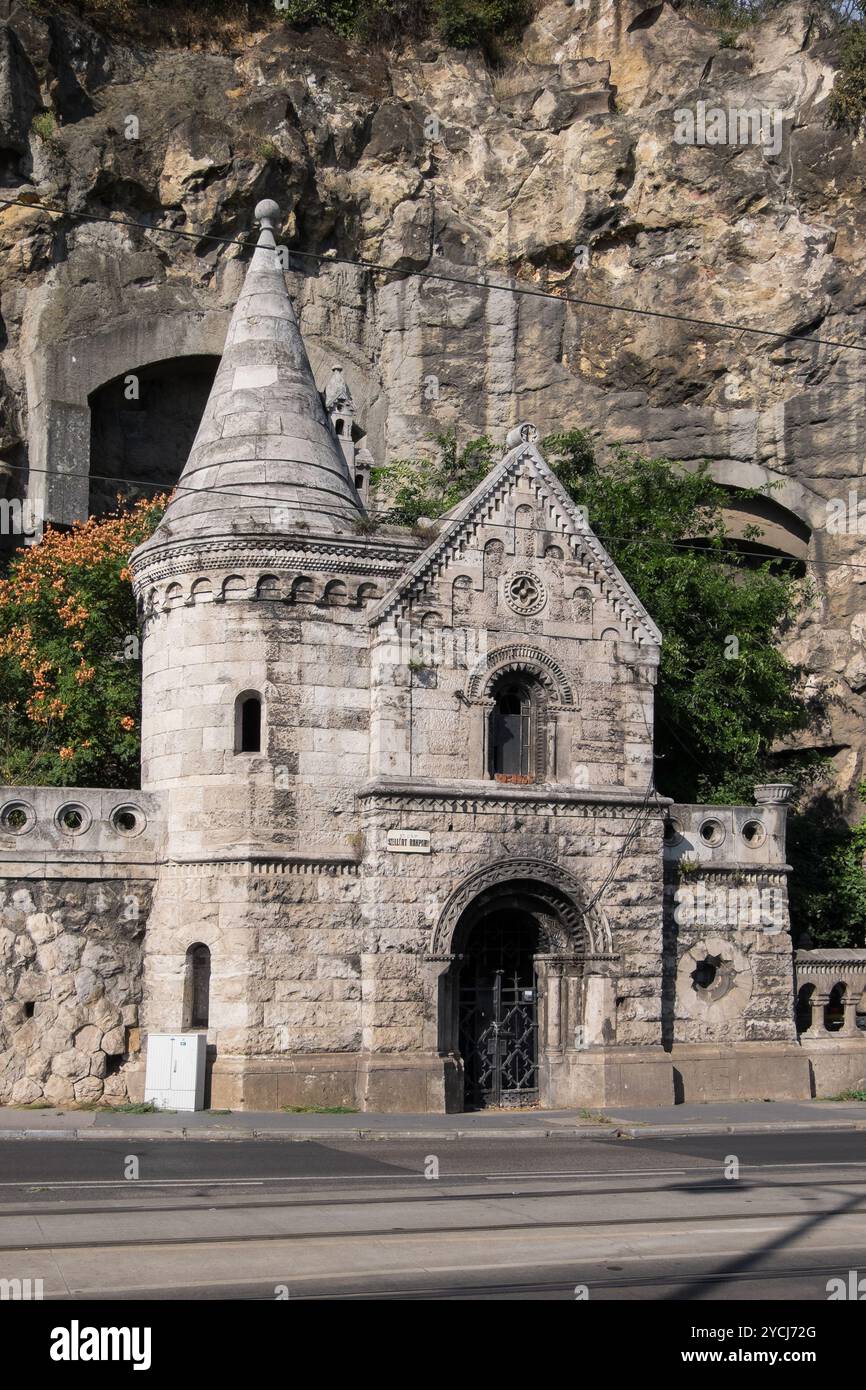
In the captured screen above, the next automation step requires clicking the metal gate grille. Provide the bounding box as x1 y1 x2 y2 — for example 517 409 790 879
458 919 539 1109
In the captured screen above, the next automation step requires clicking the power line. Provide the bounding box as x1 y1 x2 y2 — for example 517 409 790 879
0 454 861 574
2 191 865 356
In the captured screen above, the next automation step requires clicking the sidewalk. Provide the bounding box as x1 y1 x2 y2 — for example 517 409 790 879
0 1098 864 1141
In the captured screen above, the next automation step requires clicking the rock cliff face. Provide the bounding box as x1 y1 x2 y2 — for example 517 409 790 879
1 0 865 795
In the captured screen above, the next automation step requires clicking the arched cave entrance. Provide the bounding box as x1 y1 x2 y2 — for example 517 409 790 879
88 355 219 515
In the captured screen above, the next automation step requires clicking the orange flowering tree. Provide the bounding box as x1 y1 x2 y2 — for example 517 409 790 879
0 497 166 787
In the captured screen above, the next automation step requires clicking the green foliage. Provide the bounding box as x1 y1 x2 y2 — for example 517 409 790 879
0 497 165 789
278 0 367 35
787 785 866 948
372 430 499 525
274 0 531 47
435 0 533 49
828 22 866 131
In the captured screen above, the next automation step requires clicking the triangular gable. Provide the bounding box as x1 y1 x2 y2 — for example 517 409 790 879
368 441 662 646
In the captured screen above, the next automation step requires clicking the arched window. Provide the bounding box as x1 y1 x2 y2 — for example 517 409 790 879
489 675 539 780
183 943 211 1030
235 692 262 753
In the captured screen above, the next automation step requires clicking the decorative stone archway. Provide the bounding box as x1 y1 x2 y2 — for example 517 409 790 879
426 859 618 1111
431 857 611 956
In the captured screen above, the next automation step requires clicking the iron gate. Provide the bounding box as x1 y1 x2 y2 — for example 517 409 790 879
458 965 539 1108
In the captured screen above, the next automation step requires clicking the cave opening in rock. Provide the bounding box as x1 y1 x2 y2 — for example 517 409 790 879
88 355 219 516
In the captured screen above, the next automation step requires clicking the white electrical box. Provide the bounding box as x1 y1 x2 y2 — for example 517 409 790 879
144 1033 207 1111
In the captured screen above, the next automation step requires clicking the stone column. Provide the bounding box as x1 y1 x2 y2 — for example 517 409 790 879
566 972 582 1051
582 953 619 1047
547 960 563 1053
420 954 457 1053
812 991 832 1036
841 994 861 1038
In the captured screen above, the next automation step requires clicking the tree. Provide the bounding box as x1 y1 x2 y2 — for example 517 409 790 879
787 788 866 948
0 497 166 788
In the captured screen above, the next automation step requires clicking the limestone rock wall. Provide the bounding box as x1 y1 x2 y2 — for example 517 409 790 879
0 877 150 1105
2 0 866 798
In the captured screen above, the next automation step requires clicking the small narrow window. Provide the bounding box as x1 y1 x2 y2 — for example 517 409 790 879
235 693 262 753
183 943 211 1030
490 680 533 778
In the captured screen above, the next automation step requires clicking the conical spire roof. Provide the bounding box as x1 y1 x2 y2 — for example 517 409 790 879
150 199 364 543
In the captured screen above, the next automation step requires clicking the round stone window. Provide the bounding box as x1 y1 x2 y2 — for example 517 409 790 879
504 570 547 616
741 819 767 848
110 804 146 837
699 817 725 848
55 803 92 835
0 800 35 835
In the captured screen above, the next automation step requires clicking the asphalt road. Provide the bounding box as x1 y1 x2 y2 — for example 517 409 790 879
0 1130 863 1300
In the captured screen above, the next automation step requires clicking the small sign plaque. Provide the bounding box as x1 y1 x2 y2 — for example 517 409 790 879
387 830 431 854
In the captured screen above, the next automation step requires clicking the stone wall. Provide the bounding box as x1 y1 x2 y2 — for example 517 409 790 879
0 876 151 1106
0 786 159 1106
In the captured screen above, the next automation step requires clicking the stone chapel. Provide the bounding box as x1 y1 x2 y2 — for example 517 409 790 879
1 199 863 1113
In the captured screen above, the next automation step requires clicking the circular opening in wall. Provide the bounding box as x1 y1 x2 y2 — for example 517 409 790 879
690 952 734 1002
55 804 91 835
699 818 725 847
692 956 719 990
111 805 144 836
0 801 35 835
663 817 683 846
741 819 766 847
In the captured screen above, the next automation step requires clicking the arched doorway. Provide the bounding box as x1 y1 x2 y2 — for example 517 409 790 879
437 865 600 1111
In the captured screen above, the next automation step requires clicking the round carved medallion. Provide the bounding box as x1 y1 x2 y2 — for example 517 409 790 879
504 569 547 616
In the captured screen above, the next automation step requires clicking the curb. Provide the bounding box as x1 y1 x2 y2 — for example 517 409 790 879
1 1118 864 1142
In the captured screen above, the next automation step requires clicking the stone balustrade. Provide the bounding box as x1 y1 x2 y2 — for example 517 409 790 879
795 950 866 1038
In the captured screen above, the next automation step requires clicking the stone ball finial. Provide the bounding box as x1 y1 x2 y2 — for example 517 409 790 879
255 198 280 230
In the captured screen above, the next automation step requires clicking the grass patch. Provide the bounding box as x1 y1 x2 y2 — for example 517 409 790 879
280 1105 358 1114
75 1101 170 1114
825 1088 866 1102
31 111 57 142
